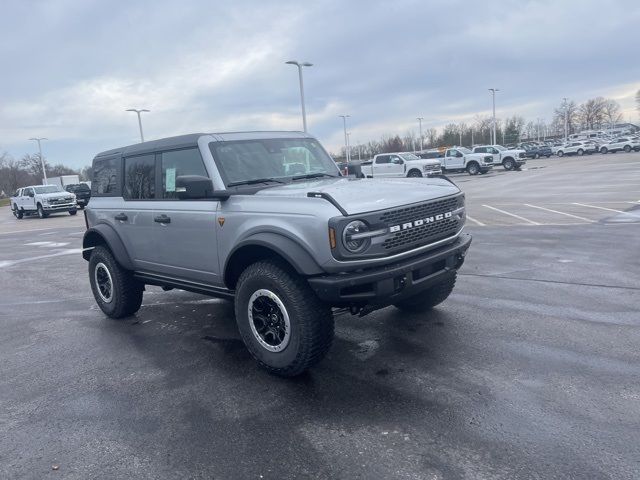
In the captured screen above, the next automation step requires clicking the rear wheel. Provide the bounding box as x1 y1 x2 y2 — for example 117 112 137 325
600 147 608 154
466 162 480 175
557 150 564 157
234 259 334 377
89 245 143 318
12 204 23 219
394 273 457 313
624 145 631 153
577 149 584 156
503 158 515 170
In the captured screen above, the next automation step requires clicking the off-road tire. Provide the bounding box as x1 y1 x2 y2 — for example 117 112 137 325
503 158 515 170
89 245 143 319
37 204 48 218
407 169 422 178
69 209 77 216
13 204 23 219
466 162 480 175
394 273 457 313
234 259 334 377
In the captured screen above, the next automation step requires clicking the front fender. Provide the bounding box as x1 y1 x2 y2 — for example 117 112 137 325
82 223 134 270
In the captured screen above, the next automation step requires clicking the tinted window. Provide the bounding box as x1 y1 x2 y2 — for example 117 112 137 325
92 157 120 196
161 148 208 199
24 188 33 196
475 147 485 153
124 154 156 200
376 155 390 164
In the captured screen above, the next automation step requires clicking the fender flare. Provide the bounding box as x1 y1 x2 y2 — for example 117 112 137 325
82 223 134 270
224 232 324 280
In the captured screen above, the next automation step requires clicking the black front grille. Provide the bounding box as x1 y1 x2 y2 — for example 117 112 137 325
378 196 460 226
378 196 463 252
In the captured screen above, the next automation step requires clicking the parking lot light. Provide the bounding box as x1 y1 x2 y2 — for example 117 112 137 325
285 60 313 133
29 137 48 184
489 88 500 144
339 115 350 162
417 117 424 151
126 108 150 143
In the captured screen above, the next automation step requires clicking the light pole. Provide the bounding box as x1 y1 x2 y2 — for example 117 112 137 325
471 128 474 146
29 137 48 184
356 140 361 161
285 60 313 132
339 115 350 162
563 97 568 143
489 88 500 145
346 132 351 162
126 108 150 142
417 117 424 151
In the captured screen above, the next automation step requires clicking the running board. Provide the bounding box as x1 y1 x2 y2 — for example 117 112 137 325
134 272 235 299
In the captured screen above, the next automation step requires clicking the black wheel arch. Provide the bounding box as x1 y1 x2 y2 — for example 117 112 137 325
224 233 323 290
82 223 134 270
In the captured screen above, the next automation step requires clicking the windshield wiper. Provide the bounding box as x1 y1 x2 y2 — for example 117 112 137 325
227 177 286 187
291 173 337 181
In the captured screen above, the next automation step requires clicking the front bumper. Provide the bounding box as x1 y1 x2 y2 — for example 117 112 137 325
43 203 76 211
308 233 471 307
481 164 493 171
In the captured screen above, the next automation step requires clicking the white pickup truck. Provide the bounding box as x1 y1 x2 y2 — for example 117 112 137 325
472 145 527 170
10 185 77 219
441 147 494 175
360 152 442 178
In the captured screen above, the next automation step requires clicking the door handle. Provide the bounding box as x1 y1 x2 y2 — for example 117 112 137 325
114 213 128 221
154 215 171 224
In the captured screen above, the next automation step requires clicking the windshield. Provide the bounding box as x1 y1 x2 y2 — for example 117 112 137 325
399 153 421 161
458 147 472 154
34 186 63 194
210 138 339 186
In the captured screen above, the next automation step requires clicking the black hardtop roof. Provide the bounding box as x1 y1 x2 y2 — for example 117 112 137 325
94 131 313 159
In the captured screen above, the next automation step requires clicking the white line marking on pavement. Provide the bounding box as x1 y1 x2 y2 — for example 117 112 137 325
0 248 83 268
465 215 486 226
524 204 594 222
24 241 53 246
24 241 70 247
482 205 540 225
572 203 640 218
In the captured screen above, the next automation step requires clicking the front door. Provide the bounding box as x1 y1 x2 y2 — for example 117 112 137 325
388 155 405 176
149 148 221 285
444 149 464 169
22 188 36 211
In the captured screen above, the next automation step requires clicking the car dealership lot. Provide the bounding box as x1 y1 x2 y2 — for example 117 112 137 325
1 153 639 479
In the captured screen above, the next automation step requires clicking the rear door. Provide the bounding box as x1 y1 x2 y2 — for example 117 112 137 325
149 148 221 285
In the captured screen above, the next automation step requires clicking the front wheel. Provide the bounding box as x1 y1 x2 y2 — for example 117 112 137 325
394 273 457 313
503 158 515 170
466 162 480 175
13 204 23 219
235 260 334 377
89 246 143 318
577 149 584 156
69 209 77 216
557 151 564 157
37 204 48 218
624 145 631 153
600 147 608 154
407 169 422 178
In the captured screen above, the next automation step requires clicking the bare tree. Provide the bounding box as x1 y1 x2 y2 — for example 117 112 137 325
553 99 579 135
577 97 607 130
425 128 438 148
602 99 622 129
20 153 50 178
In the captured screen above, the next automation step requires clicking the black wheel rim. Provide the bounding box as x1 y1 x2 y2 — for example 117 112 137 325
248 289 290 352
94 262 113 303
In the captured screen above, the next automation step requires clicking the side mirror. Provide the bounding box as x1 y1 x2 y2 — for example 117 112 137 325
175 175 229 200
391 158 403 164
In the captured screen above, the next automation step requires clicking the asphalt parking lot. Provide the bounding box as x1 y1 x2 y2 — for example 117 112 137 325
1 153 639 479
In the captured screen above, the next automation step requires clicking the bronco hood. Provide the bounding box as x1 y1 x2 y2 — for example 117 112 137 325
254 177 460 215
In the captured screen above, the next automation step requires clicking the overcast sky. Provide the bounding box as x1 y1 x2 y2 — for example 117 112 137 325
1 0 639 168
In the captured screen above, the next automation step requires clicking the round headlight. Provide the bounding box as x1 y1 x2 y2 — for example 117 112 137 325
342 220 370 253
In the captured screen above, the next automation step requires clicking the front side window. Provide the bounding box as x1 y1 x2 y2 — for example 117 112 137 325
24 188 33 196
210 138 338 186
161 148 208 199
124 154 155 200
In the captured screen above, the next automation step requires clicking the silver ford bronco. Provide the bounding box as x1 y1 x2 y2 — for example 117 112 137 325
83 131 471 376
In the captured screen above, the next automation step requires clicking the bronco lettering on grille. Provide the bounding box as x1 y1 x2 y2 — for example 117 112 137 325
389 211 453 233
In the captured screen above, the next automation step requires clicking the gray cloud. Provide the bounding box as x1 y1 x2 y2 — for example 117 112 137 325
1 0 639 167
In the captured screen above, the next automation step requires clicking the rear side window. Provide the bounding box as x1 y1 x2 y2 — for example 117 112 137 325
124 154 156 200
375 155 390 164
92 157 120 196
160 148 208 199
